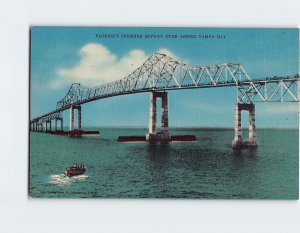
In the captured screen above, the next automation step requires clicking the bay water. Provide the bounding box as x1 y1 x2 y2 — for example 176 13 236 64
29 128 298 199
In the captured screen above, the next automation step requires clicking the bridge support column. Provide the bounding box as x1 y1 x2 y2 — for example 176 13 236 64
55 118 63 131
70 105 81 132
38 123 43 132
233 104 242 142
70 105 74 131
232 103 258 149
148 92 157 134
161 93 169 137
46 120 52 132
146 91 170 142
78 105 81 131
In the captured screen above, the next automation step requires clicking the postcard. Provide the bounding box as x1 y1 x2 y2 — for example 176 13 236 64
29 27 299 199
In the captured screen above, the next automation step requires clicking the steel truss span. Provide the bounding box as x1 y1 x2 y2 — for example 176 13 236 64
31 53 300 123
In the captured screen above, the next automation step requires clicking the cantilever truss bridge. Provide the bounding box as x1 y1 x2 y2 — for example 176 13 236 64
30 53 300 147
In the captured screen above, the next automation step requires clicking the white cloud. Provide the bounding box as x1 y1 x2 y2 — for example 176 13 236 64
157 48 179 61
50 43 180 89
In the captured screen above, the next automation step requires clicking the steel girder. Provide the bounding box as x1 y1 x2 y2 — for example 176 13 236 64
31 53 300 123
32 112 63 125
237 79 299 103
55 53 256 109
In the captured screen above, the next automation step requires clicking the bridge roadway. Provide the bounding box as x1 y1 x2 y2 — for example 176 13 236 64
30 53 300 148
31 77 299 123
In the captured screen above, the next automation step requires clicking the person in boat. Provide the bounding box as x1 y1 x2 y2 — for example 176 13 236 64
69 163 85 171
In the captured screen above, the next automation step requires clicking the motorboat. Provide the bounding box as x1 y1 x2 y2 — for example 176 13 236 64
64 163 86 177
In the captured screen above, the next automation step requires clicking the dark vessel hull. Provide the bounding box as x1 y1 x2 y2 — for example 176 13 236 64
64 168 86 177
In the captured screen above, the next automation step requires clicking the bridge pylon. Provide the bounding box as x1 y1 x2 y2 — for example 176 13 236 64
30 122 34 131
69 105 81 131
55 117 63 132
45 119 52 132
38 122 43 132
146 91 170 142
232 103 258 149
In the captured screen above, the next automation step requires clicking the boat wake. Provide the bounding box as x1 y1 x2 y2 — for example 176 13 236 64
48 174 88 186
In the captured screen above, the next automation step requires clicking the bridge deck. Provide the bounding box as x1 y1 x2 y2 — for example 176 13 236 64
30 53 299 123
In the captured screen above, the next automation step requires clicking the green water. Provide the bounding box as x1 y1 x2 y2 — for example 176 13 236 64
29 128 299 199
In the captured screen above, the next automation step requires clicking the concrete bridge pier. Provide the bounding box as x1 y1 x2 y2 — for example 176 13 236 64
32 122 35 131
70 105 74 131
69 105 82 133
55 118 63 131
38 123 43 132
232 103 258 149
45 120 52 132
146 91 170 142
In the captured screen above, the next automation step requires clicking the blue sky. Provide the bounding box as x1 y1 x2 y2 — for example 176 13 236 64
30 27 299 128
